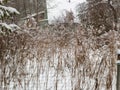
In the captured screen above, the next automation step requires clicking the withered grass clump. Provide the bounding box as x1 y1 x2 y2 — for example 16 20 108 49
0 24 119 90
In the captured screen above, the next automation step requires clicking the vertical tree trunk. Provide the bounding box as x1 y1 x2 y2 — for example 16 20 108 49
23 0 27 16
36 0 39 23
108 0 118 30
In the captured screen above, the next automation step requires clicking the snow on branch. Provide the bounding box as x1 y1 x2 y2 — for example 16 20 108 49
0 1 20 34
9 24 20 30
22 11 45 20
7 6 20 14
0 23 12 30
0 5 20 17
0 23 20 33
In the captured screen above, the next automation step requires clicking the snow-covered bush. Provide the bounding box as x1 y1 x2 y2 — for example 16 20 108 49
0 0 20 34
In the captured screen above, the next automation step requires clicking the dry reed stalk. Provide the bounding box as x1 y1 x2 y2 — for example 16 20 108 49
0 24 119 90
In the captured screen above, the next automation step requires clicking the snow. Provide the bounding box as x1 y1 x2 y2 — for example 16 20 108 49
0 4 20 33
47 0 86 23
0 0 3 3
9 24 20 30
2 46 116 90
117 49 120 54
0 9 4 17
116 61 120 64
7 6 20 14
0 23 12 30
0 0 118 89
0 5 20 17
0 23 20 33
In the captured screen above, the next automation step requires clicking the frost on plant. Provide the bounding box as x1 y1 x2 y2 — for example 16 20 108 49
0 0 20 34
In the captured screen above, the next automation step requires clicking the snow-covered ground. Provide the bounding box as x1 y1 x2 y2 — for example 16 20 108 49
5 45 116 90
47 0 86 23
1 29 118 90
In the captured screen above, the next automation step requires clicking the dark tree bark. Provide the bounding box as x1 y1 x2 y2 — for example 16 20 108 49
108 0 118 30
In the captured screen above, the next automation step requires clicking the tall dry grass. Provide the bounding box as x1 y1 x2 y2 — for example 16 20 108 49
0 23 119 90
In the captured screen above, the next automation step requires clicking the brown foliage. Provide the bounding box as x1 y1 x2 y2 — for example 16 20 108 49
0 24 119 89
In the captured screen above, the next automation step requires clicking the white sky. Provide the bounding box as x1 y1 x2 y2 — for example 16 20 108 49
47 0 86 23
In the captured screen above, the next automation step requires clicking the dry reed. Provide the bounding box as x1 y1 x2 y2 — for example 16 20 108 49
0 24 119 90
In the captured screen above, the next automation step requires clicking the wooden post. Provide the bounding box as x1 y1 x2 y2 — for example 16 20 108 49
117 49 120 90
